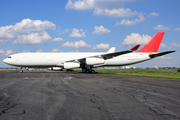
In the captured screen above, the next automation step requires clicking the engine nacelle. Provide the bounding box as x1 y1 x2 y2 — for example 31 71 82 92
64 62 80 69
86 57 105 65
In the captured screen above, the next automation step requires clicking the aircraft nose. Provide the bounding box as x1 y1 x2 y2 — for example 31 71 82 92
3 58 8 64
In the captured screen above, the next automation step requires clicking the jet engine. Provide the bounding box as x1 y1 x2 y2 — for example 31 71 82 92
64 62 80 69
86 57 105 65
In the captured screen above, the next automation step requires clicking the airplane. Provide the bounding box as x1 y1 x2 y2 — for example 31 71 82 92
3 32 175 73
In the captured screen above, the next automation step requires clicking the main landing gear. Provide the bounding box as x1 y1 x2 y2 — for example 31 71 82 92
82 66 95 73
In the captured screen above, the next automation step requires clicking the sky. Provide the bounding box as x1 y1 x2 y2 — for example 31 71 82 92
0 0 180 68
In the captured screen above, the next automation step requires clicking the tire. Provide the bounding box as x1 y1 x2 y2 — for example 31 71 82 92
86 70 89 73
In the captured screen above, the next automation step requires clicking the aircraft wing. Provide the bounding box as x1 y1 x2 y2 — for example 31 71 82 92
65 45 140 63
101 44 140 60
65 50 133 64
149 50 176 58
100 50 132 60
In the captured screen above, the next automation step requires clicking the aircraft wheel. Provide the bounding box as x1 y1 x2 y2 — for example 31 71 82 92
86 70 89 73
20 70 23 73
91 70 95 73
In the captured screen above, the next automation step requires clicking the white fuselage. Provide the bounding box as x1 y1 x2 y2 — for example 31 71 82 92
3 52 151 67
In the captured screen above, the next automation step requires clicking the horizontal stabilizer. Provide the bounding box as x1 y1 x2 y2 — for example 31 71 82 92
149 50 176 59
130 44 140 51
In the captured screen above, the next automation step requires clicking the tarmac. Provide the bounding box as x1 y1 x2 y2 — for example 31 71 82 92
0 70 180 120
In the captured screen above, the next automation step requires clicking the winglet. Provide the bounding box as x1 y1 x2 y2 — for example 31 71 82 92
107 47 116 53
136 32 165 53
130 44 140 51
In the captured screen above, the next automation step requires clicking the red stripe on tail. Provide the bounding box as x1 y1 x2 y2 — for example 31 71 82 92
136 32 165 53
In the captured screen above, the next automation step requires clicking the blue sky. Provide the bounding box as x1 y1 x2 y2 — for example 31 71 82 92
0 0 180 67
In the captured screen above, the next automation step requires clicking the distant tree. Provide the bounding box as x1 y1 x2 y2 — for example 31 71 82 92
178 68 180 72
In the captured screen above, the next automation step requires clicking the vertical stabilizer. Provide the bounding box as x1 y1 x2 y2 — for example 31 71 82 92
136 32 165 53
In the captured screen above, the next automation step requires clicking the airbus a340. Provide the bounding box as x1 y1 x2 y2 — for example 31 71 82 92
3 32 175 73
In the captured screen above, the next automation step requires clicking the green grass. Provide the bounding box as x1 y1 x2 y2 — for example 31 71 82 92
85 69 180 79
0 69 18 71
94 69 180 79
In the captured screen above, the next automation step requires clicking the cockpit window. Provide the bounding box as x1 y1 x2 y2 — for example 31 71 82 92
8 56 11 58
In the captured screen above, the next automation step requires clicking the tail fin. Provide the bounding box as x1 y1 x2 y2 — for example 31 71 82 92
136 32 165 53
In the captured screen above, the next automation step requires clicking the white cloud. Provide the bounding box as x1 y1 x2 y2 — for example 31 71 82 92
65 0 136 10
61 40 91 48
171 43 180 48
65 0 151 26
0 39 8 45
0 49 5 54
93 8 139 17
174 28 180 32
115 15 145 26
75 49 79 52
168 46 173 49
153 24 170 31
69 49 79 52
92 25 111 35
4 18 55 35
0 18 56 44
0 49 14 56
65 0 140 17
0 26 15 39
6 50 13 56
69 28 86 38
13 31 51 44
92 43 109 50
149 12 158 16
160 43 167 48
65 0 94 10
22 50 29 53
123 33 151 45
62 28 70 34
51 49 62 52
156 56 171 59
52 37 64 42
36 49 44 52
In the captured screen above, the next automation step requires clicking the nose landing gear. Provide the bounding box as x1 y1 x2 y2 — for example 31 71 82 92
20 67 23 73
